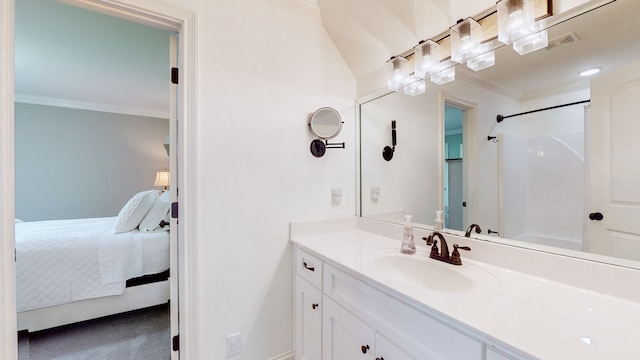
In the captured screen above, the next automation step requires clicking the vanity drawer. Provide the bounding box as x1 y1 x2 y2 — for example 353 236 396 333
296 248 323 289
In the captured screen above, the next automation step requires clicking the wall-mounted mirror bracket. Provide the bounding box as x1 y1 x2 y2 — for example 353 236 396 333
308 107 344 158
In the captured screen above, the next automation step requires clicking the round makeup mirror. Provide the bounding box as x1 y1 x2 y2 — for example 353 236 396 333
309 107 342 139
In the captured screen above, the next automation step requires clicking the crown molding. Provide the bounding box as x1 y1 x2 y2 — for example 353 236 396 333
266 0 320 23
457 68 523 100
520 80 590 102
14 93 169 119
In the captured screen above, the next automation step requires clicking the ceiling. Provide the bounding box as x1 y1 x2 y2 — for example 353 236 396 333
15 0 171 119
15 0 637 112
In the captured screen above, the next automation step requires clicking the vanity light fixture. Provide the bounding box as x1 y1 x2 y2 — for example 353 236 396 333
450 18 482 63
497 0 536 44
387 56 409 91
430 67 456 85
512 29 548 55
404 75 426 96
414 40 440 78
578 67 602 76
467 50 496 71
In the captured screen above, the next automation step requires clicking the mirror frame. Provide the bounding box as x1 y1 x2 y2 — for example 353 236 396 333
308 107 343 140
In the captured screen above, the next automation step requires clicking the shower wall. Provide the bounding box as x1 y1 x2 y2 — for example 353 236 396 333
499 89 587 249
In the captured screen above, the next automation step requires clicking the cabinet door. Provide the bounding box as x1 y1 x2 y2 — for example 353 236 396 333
296 276 322 360
375 333 424 360
322 296 376 360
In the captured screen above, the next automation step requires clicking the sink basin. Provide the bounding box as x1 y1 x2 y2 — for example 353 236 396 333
365 249 497 293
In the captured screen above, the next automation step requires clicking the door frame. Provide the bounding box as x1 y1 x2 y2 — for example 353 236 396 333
439 93 478 228
0 1 199 359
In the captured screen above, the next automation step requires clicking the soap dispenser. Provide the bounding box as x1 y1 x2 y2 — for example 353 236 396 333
400 215 416 254
434 210 444 231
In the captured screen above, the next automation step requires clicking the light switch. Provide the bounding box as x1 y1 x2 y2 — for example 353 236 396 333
331 188 342 204
371 187 380 201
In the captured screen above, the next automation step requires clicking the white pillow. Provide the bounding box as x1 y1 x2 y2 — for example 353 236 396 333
139 192 171 232
115 190 158 233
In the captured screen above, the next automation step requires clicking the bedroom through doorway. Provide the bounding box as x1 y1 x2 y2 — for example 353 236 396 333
13 1 178 358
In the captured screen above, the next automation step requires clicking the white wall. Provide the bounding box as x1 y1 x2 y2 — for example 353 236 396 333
14 103 169 221
177 0 356 358
360 89 440 225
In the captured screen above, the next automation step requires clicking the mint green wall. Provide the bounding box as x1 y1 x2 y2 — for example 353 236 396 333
445 133 463 159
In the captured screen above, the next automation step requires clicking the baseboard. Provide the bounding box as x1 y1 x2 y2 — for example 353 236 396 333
269 350 294 360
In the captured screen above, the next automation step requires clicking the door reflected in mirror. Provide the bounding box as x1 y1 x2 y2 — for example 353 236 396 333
358 0 640 267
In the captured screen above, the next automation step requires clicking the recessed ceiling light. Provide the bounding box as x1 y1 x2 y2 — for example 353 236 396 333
578 67 602 77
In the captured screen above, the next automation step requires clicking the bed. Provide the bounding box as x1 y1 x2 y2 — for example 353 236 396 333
15 189 171 332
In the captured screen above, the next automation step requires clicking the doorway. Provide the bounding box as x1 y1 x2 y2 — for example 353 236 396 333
444 104 464 231
2 1 196 359
14 1 174 358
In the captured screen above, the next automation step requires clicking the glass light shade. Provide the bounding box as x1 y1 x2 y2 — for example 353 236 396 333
497 0 536 44
512 29 548 55
387 56 408 91
154 170 170 189
467 51 496 71
430 67 455 85
404 76 426 96
450 18 481 63
414 40 440 78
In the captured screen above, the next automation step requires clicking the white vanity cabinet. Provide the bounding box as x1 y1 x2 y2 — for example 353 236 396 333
322 296 418 360
294 245 489 360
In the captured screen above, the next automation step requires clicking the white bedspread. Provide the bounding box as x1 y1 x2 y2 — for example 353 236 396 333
15 217 169 312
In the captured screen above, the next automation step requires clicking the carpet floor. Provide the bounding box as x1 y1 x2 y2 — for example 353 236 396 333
18 304 170 360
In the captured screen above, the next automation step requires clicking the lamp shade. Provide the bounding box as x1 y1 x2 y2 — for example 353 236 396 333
497 0 536 44
387 56 408 91
450 18 481 63
154 169 170 189
414 40 440 79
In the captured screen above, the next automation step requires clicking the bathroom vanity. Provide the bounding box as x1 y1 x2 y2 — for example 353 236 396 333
291 217 640 360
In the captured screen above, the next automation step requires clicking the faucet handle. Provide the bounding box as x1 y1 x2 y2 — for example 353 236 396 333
451 244 471 265
422 236 439 256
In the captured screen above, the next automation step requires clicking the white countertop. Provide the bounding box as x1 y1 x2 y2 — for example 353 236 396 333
291 220 640 360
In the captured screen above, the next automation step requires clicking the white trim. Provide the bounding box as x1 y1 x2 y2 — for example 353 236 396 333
14 93 169 119
1 1 199 359
0 1 17 360
440 93 479 228
269 350 294 360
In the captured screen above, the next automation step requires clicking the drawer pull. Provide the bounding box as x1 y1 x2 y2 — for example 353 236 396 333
376 358 384 360
361 344 370 354
303 261 315 272
312 303 319 310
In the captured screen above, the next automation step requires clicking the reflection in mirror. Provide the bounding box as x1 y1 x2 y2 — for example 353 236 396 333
359 0 640 267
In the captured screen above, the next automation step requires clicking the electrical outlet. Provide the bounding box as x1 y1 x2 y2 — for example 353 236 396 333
226 333 241 357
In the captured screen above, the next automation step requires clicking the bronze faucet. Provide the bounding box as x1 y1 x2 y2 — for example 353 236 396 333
465 224 482 237
422 231 471 265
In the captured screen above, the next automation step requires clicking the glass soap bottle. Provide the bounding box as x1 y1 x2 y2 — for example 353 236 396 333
400 215 416 254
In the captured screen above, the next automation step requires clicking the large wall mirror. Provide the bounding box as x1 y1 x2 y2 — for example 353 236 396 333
359 0 640 268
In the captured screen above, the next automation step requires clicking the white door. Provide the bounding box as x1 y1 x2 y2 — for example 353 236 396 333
322 296 375 360
588 60 640 261
169 33 180 360
295 277 322 360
